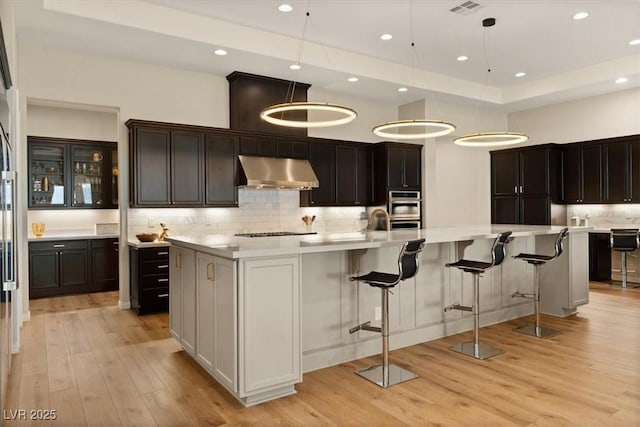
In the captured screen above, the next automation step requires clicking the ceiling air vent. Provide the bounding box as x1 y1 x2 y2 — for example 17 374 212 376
450 1 482 15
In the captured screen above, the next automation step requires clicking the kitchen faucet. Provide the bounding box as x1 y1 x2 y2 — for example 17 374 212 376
368 208 391 231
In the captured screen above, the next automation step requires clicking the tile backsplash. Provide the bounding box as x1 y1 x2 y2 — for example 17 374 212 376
128 189 367 237
567 204 640 229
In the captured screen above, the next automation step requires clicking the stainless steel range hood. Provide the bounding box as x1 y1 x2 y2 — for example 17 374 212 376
238 155 319 190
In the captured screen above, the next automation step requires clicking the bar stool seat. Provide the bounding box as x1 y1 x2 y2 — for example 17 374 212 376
444 231 512 360
348 238 425 388
512 228 569 338
611 228 639 288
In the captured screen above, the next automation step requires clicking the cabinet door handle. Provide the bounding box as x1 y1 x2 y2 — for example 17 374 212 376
158 264 169 269
520 185 523 193
157 293 169 298
514 185 518 194
206 262 215 281
158 278 169 282
176 253 182 268
53 244 65 248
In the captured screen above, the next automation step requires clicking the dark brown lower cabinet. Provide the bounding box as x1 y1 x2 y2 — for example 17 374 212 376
29 240 90 298
130 246 170 315
29 238 119 299
90 238 120 292
589 232 611 282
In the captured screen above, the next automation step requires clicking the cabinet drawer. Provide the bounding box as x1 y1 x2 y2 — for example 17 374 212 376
140 288 169 314
141 260 170 275
140 274 169 289
141 248 170 261
30 240 88 252
90 238 119 249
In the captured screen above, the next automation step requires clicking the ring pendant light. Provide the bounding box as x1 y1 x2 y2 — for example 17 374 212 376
454 132 528 147
373 119 456 139
371 2 456 140
260 10 357 128
453 18 528 147
261 102 357 128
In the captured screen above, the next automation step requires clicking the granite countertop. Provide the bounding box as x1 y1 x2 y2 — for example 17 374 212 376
167 225 590 260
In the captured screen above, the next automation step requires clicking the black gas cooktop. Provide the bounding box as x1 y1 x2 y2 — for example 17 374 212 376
234 231 318 238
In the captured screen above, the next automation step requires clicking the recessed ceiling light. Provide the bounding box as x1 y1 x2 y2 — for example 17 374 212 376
289 64 301 70
616 77 629 84
278 4 293 12
398 87 408 92
457 55 468 62
213 49 227 56
630 39 640 46
573 11 589 20
380 33 393 41
347 77 359 82
515 72 526 78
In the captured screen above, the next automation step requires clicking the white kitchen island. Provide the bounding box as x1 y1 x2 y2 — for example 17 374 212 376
166 225 590 406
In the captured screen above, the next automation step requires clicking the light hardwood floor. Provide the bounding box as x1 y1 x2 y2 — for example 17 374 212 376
5 284 639 426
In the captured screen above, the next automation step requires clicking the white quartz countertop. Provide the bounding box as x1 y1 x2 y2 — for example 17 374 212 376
127 239 172 248
28 230 119 242
167 225 590 259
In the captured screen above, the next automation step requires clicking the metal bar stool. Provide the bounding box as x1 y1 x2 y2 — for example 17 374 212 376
348 238 425 388
511 228 569 338
611 228 640 288
444 231 512 360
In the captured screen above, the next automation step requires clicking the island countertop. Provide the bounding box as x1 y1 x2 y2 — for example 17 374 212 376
166 224 591 259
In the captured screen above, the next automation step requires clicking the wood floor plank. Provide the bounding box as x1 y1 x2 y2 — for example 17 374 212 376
141 389 196 427
114 344 165 395
97 358 157 426
49 388 87 426
44 314 76 392
61 312 92 355
71 352 122 426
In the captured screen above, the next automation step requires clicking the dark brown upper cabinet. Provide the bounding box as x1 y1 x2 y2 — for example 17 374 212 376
239 135 276 157
131 126 204 207
205 132 239 206
335 144 373 206
373 142 422 204
127 120 238 208
171 130 204 206
603 136 640 203
227 71 310 137
275 139 309 159
490 145 562 225
300 141 336 206
563 143 603 204
28 136 118 209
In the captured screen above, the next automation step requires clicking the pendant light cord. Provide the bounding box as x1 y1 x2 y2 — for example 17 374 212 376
286 5 311 106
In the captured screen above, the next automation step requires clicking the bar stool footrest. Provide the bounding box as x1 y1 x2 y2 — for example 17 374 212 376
513 324 561 338
355 364 417 388
449 341 504 360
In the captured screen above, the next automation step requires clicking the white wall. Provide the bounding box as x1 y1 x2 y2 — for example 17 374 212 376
398 98 506 226
27 104 118 141
510 87 640 145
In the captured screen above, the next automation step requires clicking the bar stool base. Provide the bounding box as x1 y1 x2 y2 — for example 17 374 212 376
513 324 561 338
356 364 417 388
450 342 504 360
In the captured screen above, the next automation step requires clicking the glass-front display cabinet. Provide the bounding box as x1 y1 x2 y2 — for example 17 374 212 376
28 137 118 209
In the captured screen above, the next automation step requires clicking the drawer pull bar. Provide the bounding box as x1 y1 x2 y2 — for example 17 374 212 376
53 244 65 248
158 265 169 269
157 293 169 298
158 278 169 282
157 251 169 255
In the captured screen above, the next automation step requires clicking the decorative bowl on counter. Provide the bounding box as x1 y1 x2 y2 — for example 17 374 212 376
136 232 158 242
